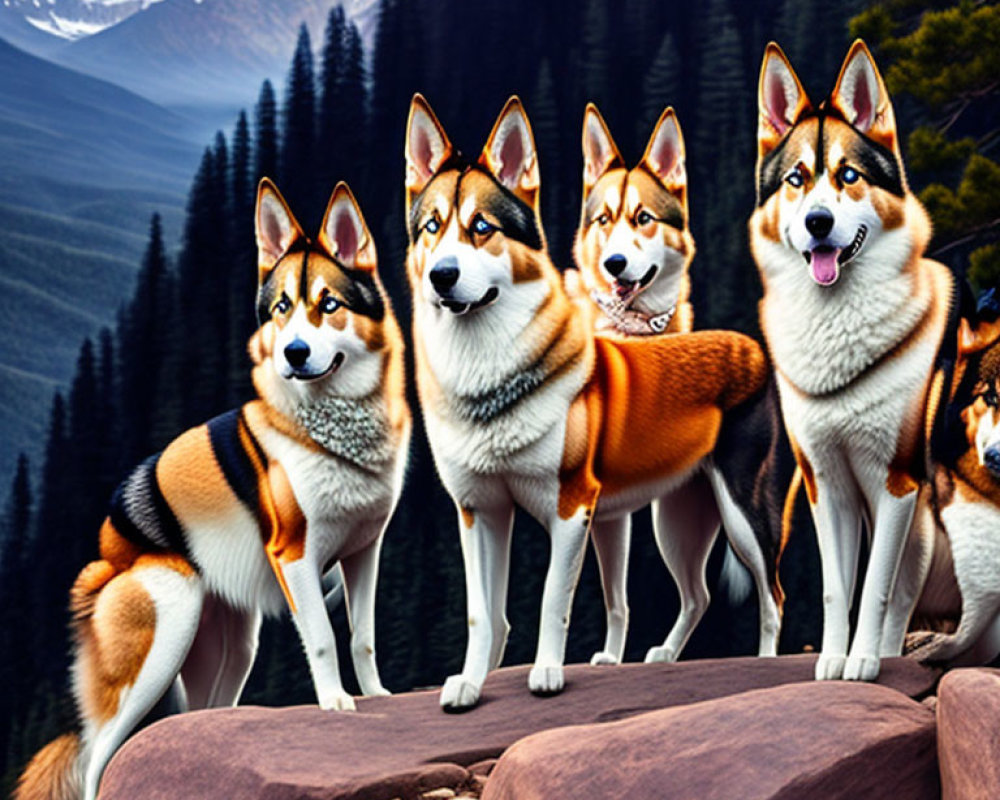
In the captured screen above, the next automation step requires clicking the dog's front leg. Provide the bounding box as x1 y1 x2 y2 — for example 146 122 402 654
440 503 515 711
280 555 355 710
845 483 918 681
340 527 390 697
811 481 864 680
530 505 593 696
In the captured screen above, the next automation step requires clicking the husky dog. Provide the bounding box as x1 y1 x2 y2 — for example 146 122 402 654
749 40 955 682
572 103 793 667
406 93 783 710
574 103 694 336
16 181 410 800
902 297 1000 665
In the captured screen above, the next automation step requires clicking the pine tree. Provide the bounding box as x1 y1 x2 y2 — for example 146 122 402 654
338 22 368 190
638 32 681 152
280 23 318 227
317 5 347 196
0 454 32 783
120 214 171 467
228 110 258 405
852 1 1000 286
254 80 279 186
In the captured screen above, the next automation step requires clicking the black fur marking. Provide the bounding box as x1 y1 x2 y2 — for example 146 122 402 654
108 453 192 563
757 135 791 207
331 263 385 322
207 409 261 514
756 109 905 205
409 153 544 251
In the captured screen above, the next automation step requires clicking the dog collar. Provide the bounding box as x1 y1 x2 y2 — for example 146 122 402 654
590 290 675 336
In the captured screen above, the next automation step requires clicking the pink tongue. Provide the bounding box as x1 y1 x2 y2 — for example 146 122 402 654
810 249 841 285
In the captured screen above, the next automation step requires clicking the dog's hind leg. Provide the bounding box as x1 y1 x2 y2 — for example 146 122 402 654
880 488 935 657
79 560 203 800
180 598 260 709
341 527 390 696
707 467 782 656
440 502 515 710
645 474 720 663
590 515 631 665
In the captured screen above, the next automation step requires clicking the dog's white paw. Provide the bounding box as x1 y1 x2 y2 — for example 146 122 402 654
843 654 880 681
814 653 846 680
528 664 565 695
589 650 620 666
440 675 481 710
318 690 356 711
644 645 677 663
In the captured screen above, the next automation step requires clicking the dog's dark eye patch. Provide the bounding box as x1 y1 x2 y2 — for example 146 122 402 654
475 172 543 251
409 169 459 243
631 169 685 230
313 255 385 322
757 134 794 206
843 130 904 197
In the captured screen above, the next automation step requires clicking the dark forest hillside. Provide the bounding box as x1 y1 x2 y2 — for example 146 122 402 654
2 0 997 792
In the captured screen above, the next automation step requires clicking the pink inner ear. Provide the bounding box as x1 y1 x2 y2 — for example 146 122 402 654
412 124 433 178
766 77 789 133
263 209 285 256
333 208 358 263
851 71 874 131
497 124 524 187
651 130 678 177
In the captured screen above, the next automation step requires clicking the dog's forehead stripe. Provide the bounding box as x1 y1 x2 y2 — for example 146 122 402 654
629 169 685 230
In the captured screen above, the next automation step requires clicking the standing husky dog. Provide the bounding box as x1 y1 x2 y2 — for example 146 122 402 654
574 103 694 336
749 40 955 682
16 181 409 800
406 93 782 710
572 103 792 666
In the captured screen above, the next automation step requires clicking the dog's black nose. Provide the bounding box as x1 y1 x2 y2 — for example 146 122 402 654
430 257 460 294
985 447 1000 474
805 208 835 239
604 254 628 277
284 339 310 369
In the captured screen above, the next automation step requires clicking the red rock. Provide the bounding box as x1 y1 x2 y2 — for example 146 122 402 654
98 656 938 799
937 668 1000 800
482 682 939 800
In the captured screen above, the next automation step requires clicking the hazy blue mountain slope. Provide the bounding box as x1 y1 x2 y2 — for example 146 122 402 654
0 38 198 488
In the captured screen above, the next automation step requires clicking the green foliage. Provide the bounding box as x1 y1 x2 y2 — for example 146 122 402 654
853 0 1000 274
968 242 1000 291
906 125 976 172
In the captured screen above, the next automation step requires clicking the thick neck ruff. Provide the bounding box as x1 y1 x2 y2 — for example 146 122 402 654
294 393 393 470
761 239 931 396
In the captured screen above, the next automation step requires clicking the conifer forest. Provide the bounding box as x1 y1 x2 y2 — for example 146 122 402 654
1 0 997 790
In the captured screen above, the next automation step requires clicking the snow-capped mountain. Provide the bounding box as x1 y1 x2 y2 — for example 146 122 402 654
4 0 162 40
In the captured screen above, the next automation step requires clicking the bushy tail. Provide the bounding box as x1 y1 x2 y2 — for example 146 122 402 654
16 559 117 800
719 544 754 606
14 733 82 800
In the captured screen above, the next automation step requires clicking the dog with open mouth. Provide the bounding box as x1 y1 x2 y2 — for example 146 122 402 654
407 93 783 711
573 103 694 336
749 40 957 683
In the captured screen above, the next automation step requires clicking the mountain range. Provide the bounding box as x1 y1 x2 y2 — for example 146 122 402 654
0 35 201 491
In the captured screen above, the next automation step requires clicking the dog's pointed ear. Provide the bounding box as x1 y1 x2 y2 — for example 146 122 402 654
640 106 686 202
406 94 453 208
582 103 624 194
256 178 305 285
758 42 811 158
830 40 898 154
319 182 376 272
480 96 540 207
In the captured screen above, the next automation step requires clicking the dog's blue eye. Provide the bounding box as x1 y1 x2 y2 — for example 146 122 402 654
274 294 292 314
471 214 494 236
320 295 340 314
637 210 653 225
840 166 860 185
596 213 610 226
425 218 440 234
786 169 804 188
